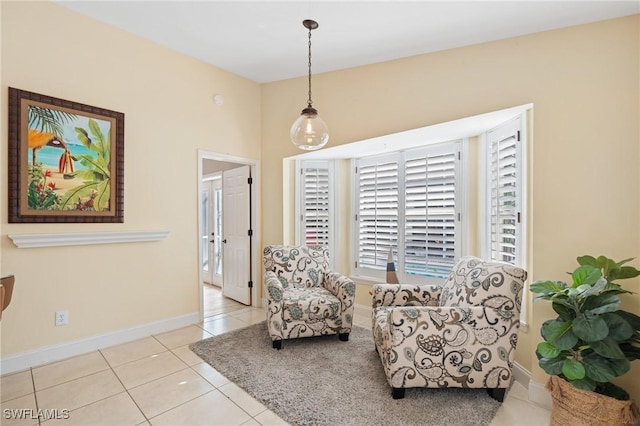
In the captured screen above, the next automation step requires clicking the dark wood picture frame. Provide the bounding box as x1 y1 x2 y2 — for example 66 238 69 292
8 87 124 223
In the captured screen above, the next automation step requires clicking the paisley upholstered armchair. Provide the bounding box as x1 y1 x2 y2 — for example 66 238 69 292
263 245 356 349
372 256 527 401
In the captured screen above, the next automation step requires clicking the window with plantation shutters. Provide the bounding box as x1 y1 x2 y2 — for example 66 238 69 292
296 161 334 259
487 116 523 265
357 155 399 271
355 142 461 282
404 145 460 279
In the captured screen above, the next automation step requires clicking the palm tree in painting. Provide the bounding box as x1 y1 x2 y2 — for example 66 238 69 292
27 105 77 168
26 106 78 210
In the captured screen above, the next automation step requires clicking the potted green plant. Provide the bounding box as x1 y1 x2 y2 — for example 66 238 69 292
530 255 640 426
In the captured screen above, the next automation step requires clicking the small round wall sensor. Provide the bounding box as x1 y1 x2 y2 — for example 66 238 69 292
212 94 224 106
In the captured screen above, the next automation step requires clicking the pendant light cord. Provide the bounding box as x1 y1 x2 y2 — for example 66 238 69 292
307 27 313 108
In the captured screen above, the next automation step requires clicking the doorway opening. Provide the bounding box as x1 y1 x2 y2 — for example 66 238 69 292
201 174 222 287
197 150 261 321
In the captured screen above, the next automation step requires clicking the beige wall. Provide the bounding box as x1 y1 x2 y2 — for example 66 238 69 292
262 16 640 401
0 2 261 354
1 0 639 405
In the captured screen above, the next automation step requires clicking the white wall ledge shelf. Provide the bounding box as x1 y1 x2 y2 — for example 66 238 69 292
8 230 169 249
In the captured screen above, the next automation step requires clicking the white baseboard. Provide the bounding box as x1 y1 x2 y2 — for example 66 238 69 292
512 361 530 389
512 362 553 410
0 312 200 375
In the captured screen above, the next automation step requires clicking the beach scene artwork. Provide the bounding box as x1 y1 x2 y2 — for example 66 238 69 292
27 104 114 213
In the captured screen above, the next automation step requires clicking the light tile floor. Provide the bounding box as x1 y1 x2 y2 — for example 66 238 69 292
1 289 552 426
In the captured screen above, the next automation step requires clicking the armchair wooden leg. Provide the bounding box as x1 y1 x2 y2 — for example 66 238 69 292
392 388 405 399
272 340 282 350
487 388 506 402
338 333 349 342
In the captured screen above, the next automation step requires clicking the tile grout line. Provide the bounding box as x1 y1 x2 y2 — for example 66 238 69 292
187 317 276 424
97 348 151 425
29 367 40 426
98 346 164 424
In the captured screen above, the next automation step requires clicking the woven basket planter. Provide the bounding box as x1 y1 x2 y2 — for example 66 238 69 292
546 376 640 426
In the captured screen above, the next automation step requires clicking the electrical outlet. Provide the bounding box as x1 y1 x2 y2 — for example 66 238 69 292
55 310 69 326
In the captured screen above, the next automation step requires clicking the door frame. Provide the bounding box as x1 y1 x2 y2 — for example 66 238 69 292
197 150 261 321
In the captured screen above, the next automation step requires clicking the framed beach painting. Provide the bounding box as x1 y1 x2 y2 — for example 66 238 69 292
8 87 124 223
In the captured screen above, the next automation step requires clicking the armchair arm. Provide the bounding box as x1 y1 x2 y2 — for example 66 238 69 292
372 284 442 308
264 270 284 301
323 271 356 332
264 270 286 341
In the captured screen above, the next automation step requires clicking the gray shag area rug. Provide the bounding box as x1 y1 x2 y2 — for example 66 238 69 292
189 322 501 426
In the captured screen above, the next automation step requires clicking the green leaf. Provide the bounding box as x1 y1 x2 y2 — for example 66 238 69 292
539 357 565 376
582 352 631 382
105 127 111 166
41 192 57 208
608 357 631 377
572 265 601 287
597 382 630 400
92 180 111 211
603 282 626 293
615 310 640 330
572 313 608 342
88 119 104 141
562 358 585 380
537 342 561 359
579 278 607 298
75 127 92 149
617 257 635 266
590 338 626 359
59 181 103 210
542 320 578 350
552 302 575 321
88 119 110 161
570 377 597 392
583 293 621 315
598 256 619 280
72 154 109 180
620 343 640 361
602 313 634 341
577 255 598 267
28 105 77 136
615 266 640 280
530 280 565 294
585 353 630 379
582 355 617 382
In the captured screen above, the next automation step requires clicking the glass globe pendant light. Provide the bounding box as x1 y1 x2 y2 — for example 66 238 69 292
290 19 329 151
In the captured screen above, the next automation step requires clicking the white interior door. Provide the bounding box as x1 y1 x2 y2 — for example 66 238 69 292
222 165 251 305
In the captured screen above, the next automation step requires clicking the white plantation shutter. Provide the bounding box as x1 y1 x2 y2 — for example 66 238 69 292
404 144 460 278
355 142 461 280
296 161 334 257
487 117 522 265
357 155 399 271
302 166 330 246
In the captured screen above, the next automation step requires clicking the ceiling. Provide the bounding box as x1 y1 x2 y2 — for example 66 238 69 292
56 1 639 84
